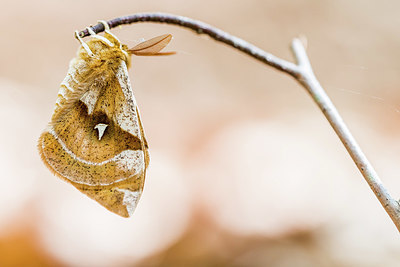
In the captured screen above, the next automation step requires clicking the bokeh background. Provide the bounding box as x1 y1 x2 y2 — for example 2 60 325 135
1 0 400 266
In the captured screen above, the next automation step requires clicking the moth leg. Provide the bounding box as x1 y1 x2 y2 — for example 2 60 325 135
74 31 94 56
86 26 114 47
98 20 110 31
97 20 126 54
98 20 129 58
98 20 119 40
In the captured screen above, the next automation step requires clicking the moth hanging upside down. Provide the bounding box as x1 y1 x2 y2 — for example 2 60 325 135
38 21 174 217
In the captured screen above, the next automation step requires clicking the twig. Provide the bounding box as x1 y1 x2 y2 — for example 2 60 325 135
290 39 400 231
79 13 299 76
78 12 400 232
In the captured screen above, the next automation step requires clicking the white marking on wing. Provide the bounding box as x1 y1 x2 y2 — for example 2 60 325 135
61 81 74 92
46 128 144 167
80 89 100 115
68 59 87 82
61 75 76 92
94 123 108 140
114 61 141 137
69 72 79 84
115 189 142 216
58 86 67 97
115 104 140 137
61 58 87 92
116 148 144 174
118 61 138 106
43 128 145 185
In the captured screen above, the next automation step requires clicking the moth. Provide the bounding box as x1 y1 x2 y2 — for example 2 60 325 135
38 21 174 217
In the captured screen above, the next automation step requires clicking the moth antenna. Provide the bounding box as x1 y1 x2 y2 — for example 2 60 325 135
74 30 94 57
129 34 175 56
86 26 114 47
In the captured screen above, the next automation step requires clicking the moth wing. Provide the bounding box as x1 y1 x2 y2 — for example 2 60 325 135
39 61 148 217
86 60 149 217
129 34 175 56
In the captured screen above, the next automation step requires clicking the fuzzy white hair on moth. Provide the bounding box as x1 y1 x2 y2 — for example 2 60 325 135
38 21 174 217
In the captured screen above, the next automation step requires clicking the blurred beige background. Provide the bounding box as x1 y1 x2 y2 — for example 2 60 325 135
1 0 400 266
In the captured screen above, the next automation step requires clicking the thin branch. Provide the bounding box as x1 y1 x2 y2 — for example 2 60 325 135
79 13 299 77
290 39 400 231
78 12 400 232
292 39 312 71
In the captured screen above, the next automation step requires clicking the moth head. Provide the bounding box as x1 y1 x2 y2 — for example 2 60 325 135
78 33 131 68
